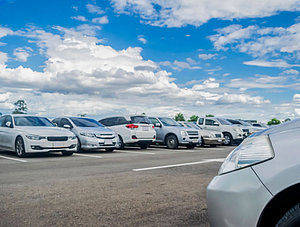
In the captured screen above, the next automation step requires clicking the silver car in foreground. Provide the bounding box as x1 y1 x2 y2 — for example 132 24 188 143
0 115 77 157
207 119 300 227
53 117 118 152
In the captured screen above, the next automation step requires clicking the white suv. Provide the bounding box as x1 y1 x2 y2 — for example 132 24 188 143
99 115 156 149
196 117 245 145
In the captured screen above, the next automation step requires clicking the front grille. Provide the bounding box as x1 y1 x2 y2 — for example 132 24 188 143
187 131 198 136
47 136 68 141
215 134 222 138
189 137 199 140
95 134 115 139
242 129 249 133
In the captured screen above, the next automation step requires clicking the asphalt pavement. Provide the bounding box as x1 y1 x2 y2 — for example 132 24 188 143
0 145 234 227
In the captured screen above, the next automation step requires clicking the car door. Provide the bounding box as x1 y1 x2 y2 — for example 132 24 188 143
149 117 164 142
0 116 15 150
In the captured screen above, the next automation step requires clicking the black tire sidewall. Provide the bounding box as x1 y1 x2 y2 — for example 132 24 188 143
15 137 26 157
166 135 178 149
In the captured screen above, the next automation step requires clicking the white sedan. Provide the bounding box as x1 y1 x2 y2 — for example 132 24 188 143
0 115 77 157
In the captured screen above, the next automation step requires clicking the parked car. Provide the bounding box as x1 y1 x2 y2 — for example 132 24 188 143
148 117 199 149
178 121 224 147
0 115 77 157
52 117 118 152
252 122 269 129
207 119 300 227
196 117 245 145
99 115 156 149
226 119 255 137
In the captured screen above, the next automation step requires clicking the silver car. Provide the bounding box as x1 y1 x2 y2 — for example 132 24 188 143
149 117 199 149
53 117 118 152
207 119 300 227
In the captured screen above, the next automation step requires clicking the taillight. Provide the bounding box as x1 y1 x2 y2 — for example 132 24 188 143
126 124 139 129
152 125 154 128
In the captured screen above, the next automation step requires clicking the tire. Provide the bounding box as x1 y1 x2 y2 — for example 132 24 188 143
61 150 73 156
116 135 125 150
77 139 83 152
140 143 148 149
105 148 114 152
276 203 300 227
165 135 178 149
15 137 26 158
186 144 196 149
223 133 233 146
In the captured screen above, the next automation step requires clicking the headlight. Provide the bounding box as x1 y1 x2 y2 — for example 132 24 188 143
218 135 274 175
26 134 46 140
233 128 242 133
68 136 77 140
80 132 95 138
180 130 187 136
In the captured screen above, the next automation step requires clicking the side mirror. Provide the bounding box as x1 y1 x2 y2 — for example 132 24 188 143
5 122 12 128
213 122 219 126
63 124 71 129
155 123 161 128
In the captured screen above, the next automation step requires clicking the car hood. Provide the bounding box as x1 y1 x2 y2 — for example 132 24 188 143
253 118 300 137
76 127 114 134
15 126 73 136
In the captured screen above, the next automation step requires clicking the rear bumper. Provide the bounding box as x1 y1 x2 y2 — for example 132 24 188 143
207 167 272 227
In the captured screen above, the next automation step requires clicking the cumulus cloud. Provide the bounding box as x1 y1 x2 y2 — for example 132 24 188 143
243 60 300 68
0 26 13 38
0 51 8 64
281 69 299 75
198 53 216 60
110 0 300 27
13 47 33 62
138 35 147 44
160 59 201 71
92 16 109 24
71 16 88 22
86 3 105 15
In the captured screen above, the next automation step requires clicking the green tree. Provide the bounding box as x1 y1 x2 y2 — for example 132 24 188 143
12 100 27 114
206 114 214 117
188 115 199 122
267 118 281 126
284 118 291 122
78 113 87 117
174 113 185 121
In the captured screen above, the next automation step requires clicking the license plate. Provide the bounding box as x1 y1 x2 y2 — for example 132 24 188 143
193 139 198 143
52 142 65 148
104 139 112 145
142 127 149 131
218 139 222 142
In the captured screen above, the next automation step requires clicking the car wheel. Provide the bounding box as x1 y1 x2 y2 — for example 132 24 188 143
140 143 148 149
276 203 300 227
61 150 73 156
77 139 83 152
116 135 125 150
165 135 178 149
105 148 114 152
15 137 26 158
223 133 233 146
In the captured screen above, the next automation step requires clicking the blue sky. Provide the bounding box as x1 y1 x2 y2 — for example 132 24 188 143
0 0 300 121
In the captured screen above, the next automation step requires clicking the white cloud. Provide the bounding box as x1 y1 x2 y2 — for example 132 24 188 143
294 94 300 103
0 51 8 64
92 16 109 24
160 59 201 71
138 35 147 44
210 23 300 59
198 53 216 60
192 78 219 90
217 93 270 105
243 59 300 68
86 3 105 14
71 16 88 22
281 69 299 75
13 47 33 62
110 0 300 27
0 26 13 38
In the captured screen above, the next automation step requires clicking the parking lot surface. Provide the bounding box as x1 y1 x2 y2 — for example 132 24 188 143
0 145 234 227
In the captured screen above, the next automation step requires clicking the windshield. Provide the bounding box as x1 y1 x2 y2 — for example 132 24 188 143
240 121 252 126
227 119 241 125
217 118 232 125
70 117 104 127
14 116 54 127
158 117 180 126
187 122 201 129
130 116 151 124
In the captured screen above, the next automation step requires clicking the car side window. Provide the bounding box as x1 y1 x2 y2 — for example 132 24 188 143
115 117 129 125
61 118 72 128
205 119 217 126
52 118 60 127
198 118 204 125
2 116 13 128
149 117 159 125
100 118 114 126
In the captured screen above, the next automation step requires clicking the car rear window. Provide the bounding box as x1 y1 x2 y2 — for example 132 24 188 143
130 116 151 124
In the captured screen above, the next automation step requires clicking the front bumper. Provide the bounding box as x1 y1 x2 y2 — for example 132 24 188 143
80 136 118 150
24 138 77 153
179 135 199 145
207 167 272 227
203 137 224 145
